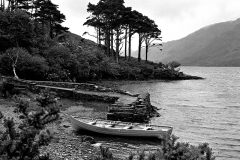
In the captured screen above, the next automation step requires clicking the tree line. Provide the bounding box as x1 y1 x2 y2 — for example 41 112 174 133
0 0 68 43
0 0 69 79
83 0 162 63
0 0 183 82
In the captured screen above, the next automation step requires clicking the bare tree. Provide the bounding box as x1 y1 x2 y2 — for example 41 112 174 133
5 48 24 79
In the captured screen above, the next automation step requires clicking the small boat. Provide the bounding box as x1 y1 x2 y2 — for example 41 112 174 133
69 115 173 138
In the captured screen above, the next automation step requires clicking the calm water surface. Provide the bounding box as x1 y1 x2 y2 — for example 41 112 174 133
120 67 240 160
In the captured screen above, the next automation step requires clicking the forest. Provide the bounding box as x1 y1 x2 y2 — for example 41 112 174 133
0 0 188 82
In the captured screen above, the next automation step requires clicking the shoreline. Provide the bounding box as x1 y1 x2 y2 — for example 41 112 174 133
96 79 170 90
0 77 208 160
0 97 162 160
96 75 204 89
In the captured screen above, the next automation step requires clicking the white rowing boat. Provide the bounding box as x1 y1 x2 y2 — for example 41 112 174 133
69 115 173 138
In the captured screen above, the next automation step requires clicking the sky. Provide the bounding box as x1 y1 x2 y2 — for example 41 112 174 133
52 0 240 50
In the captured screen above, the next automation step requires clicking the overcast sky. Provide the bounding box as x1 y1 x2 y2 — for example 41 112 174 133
52 0 240 50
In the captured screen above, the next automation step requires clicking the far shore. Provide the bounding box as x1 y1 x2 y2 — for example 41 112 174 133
96 76 204 89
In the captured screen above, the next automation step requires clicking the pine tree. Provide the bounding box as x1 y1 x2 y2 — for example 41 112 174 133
0 89 60 160
33 0 68 38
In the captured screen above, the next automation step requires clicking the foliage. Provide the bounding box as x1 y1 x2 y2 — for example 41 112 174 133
43 45 76 81
0 47 49 80
0 9 35 52
94 146 113 160
84 0 161 62
100 146 113 159
0 89 60 160
128 135 216 160
138 150 145 160
166 61 181 70
0 0 68 52
0 41 185 81
147 152 156 160
0 82 20 97
0 0 188 82
160 135 216 160
33 0 68 38
127 152 135 160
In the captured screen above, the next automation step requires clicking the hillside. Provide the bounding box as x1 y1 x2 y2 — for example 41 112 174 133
136 18 240 66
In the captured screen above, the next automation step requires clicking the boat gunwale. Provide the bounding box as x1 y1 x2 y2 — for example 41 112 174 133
70 116 173 130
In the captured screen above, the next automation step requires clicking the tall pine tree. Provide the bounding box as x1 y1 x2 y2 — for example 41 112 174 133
33 0 68 38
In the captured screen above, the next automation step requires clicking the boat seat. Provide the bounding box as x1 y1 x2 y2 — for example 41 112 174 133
88 121 97 125
123 125 133 129
143 126 153 130
105 124 115 128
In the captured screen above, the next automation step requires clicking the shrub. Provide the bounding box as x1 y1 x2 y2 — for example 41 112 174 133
127 152 135 160
138 150 145 160
99 146 113 159
94 146 113 160
17 54 49 80
0 47 49 80
0 10 35 52
147 153 156 160
126 134 216 160
0 89 60 160
166 61 181 70
0 82 20 97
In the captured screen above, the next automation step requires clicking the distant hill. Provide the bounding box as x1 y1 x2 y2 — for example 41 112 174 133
134 18 240 66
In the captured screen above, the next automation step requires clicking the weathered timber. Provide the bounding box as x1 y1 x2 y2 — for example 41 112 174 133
107 93 159 123
4 77 120 103
2 76 160 121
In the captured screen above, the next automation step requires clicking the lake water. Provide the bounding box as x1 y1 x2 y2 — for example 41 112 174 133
120 67 240 160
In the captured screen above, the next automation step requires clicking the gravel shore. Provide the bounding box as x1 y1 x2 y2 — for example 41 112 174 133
0 93 162 160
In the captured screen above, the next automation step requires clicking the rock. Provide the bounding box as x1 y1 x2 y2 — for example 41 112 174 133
92 143 102 148
60 122 71 128
81 135 96 144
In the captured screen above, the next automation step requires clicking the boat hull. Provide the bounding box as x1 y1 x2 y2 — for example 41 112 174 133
69 116 173 138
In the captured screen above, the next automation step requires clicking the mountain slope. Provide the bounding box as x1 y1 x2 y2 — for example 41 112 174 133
141 18 240 66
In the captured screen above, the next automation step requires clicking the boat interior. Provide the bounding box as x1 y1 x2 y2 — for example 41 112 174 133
77 117 171 131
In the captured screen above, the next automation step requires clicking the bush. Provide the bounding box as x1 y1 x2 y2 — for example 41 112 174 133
18 54 49 80
125 134 216 160
0 82 20 97
0 47 49 80
0 10 35 52
43 45 81 81
0 89 60 160
166 61 181 70
94 146 113 160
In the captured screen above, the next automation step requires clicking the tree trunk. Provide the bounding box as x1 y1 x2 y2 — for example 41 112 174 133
111 29 114 59
145 40 149 62
49 21 53 39
124 28 128 60
98 27 101 45
31 0 34 18
105 30 107 46
12 64 19 79
145 45 149 62
128 28 132 61
106 29 110 57
1 0 3 11
96 27 99 44
26 0 29 12
7 0 10 10
116 30 120 63
138 34 142 62
15 0 18 9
